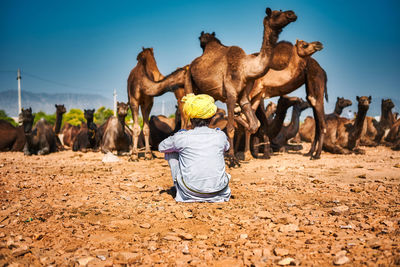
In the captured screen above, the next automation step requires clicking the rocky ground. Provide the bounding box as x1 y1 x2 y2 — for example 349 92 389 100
0 144 399 266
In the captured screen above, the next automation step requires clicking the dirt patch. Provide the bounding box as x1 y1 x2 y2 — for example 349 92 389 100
0 144 399 266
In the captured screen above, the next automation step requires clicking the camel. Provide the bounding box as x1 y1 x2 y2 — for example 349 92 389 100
384 116 400 149
300 97 352 142
62 123 80 147
270 98 310 152
54 104 66 150
127 47 188 161
72 109 98 152
147 106 182 150
0 119 26 151
241 39 324 160
101 102 131 154
323 96 371 154
185 8 297 166
360 98 396 146
249 96 301 158
22 108 58 155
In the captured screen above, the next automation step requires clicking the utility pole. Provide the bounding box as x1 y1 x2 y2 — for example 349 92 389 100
161 100 165 116
113 89 117 116
17 69 22 115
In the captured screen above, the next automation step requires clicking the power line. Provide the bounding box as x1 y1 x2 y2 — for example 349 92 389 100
22 71 98 91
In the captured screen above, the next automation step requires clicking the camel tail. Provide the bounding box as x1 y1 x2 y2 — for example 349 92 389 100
324 72 328 103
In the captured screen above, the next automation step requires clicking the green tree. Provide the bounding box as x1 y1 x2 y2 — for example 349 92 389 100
94 106 114 125
63 108 85 126
125 108 143 128
0 110 18 126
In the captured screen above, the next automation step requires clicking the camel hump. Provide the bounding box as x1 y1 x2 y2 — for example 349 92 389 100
270 41 293 70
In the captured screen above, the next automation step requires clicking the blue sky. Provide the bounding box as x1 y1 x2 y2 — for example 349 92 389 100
1 0 399 116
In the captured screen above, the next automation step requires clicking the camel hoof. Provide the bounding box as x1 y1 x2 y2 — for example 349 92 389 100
226 155 240 168
129 155 139 162
144 152 153 160
243 151 254 161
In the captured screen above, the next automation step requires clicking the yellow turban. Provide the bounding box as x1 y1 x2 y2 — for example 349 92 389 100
182 93 217 119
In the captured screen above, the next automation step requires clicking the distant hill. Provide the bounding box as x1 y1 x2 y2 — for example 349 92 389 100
0 90 113 116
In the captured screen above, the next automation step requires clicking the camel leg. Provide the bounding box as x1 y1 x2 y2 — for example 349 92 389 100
243 131 253 161
305 95 325 159
226 94 240 168
129 98 140 161
141 96 154 160
174 88 186 129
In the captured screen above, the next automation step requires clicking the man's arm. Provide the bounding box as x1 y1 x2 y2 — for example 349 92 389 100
158 135 179 153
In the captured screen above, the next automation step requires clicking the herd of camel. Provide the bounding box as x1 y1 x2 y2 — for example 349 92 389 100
0 7 399 166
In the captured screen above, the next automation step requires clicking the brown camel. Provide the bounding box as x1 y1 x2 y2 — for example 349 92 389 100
270 98 310 152
300 97 352 142
54 104 66 150
72 109 98 152
384 115 400 149
241 39 324 160
62 123 80 147
23 108 58 155
101 102 131 155
360 98 396 146
185 8 297 166
127 47 187 161
0 119 26 151
323 96 371 154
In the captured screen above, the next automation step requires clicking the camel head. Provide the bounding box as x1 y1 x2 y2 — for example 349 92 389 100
295 40 323 57
265 101 277 119
117 102 129 117
199 31 220 51
137 47 164 81
356 96 372 111
382 99 394 111
55 104 66 115
20 107 34 134
337 97 352 109
84 109 95 122
264 8 297 31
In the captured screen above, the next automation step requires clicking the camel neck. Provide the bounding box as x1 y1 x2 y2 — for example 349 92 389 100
259 21 279 62
54 113 63 134
334 104 345 116
143 56 163 81
381 107 395 125
352 106 368 138
117 115 126 127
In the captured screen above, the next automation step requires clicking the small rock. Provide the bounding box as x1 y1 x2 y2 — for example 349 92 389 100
331 205 349 215
140 223 151 229
356 174 366 179
183 211 193 218
350 187 363 193
102 152 120 163
278 224 299 232
311 179 324 184
274 247 289 256
239 233 248 239
77 256 96 266
333 255 350 265
11 245 30 257
382 220 394 227
97 255 106 261
196 235 208 240
278 257 295 265
258 210 273 219
393 163 400 168
339 225 352 229
0 232 5 238
163 235 181 241
178 232 193 240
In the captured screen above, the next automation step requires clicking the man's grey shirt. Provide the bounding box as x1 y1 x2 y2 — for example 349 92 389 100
158 126 230 194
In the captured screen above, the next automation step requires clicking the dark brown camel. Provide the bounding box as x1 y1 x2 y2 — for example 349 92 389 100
54 104 66 150
127 47 187 161
185 8 297 166
22 108 58 155
244 39 324 160
72 109 98 152
101 102 131 155
249 96 301 159
148 106 182 150
323 96 371 154
360 98 396 146
270 98 310 152
384 115 400 149
300 97 352 142
0 119 25 151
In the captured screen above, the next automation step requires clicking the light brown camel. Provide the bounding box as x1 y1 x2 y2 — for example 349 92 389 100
127 47 187 161
240 39 324 160
323 96 371 154
385 119 400 150
185 8 297 166
360 98 396 146
300 97 352 142
101 102 131 155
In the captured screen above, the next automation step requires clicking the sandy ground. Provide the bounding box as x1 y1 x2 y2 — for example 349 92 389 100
0 144 399 266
